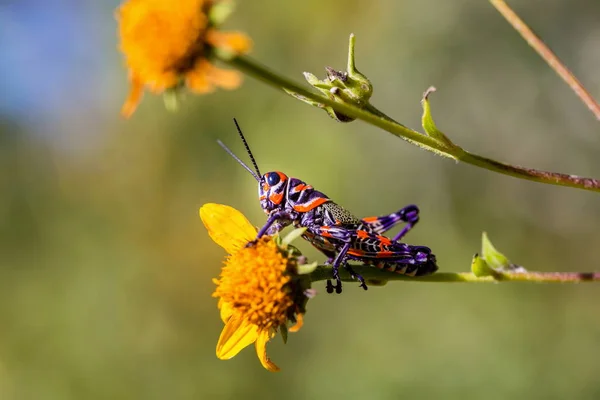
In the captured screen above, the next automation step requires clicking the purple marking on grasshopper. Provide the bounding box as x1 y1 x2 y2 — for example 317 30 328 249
217 119 438 293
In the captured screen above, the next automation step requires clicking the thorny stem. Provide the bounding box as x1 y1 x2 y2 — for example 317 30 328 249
309 265 600 284
221 55 600 193
491 0 600 121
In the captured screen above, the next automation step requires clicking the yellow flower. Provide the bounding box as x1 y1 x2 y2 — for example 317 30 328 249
116 0 252 117
200 203 312 372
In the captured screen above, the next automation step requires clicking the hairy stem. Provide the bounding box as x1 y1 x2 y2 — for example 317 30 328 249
309 265 600 283
220 55 600 193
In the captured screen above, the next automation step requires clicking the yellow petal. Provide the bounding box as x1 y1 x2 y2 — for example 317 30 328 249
216 315 259 359
187 60 241 92
121 73 144 118
186 60 216 94
200 203 258 254
254 329 280 372
205 64 242 91
219 301 234 323
289 313 303 333
206 30 253 54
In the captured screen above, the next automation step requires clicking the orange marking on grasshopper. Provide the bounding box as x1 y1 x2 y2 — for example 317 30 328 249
293 197 328 212
348 249 365 257
356 230 369 239
269 192 284 204
293 183 308 192
377 235 392 246
362 216 378 223
320 227 333 238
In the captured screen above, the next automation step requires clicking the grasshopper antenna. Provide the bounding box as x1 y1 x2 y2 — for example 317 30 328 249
216 119 262 182
217 141 261 182
233 118 261 178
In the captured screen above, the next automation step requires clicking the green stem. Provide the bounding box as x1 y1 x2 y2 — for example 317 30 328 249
459 152 600 191
219 54 600 193
225 55 448 155
309 265 600 283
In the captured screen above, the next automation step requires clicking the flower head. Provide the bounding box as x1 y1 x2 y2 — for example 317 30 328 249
200 203 315 372
116 0 252 117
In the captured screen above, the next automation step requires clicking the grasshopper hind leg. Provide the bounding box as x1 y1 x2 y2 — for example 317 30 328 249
361 204 420 242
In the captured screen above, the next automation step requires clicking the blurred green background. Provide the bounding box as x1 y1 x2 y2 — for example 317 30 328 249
1 0 600 399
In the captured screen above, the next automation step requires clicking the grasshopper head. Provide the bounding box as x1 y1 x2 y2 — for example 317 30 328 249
259 171 289 214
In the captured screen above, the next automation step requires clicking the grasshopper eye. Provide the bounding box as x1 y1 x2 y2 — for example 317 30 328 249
267 173 280 186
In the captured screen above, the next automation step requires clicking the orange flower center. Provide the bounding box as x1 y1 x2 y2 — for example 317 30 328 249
213 237 295 331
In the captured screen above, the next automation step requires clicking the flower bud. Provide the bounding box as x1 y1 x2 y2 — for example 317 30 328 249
290 34 373 122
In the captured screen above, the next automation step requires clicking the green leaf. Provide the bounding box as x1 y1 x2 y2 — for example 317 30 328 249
303 72 321 86
481 232 511 269
285 244 303 259
421 87 453 147
163 88 182 112
208 0 235 26
471 253 495 277
297 261 318 275
283 88 328 108
279 324 288 344
282 227 307 246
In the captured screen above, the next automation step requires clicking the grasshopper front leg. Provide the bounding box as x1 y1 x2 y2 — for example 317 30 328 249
326 242 368 293
248 211 291 247
311 226 367 293
328 242 351 294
